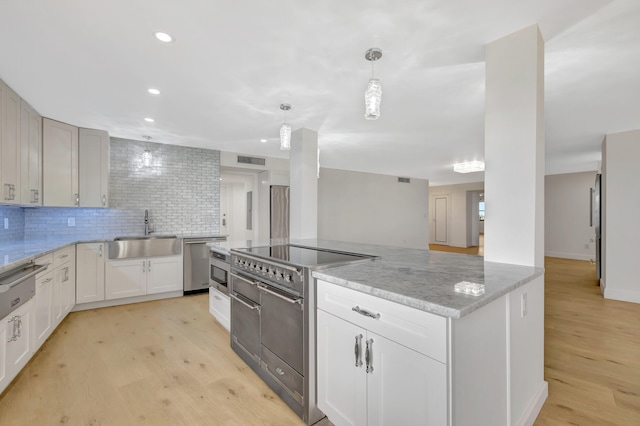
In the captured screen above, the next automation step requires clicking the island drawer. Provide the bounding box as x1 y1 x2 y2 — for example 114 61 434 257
317 280 447 363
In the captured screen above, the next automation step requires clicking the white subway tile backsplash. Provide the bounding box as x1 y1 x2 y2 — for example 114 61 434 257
22 137 221 240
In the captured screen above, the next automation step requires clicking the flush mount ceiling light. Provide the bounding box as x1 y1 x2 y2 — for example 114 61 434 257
453 161 485 173
144 117 154 123
154 32 174 43
364 48 383 120
280 103 292 151
142 136 152 167
260 139 267 143
148 88 160 95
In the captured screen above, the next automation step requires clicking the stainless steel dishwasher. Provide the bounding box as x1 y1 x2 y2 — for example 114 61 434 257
184 236 226 294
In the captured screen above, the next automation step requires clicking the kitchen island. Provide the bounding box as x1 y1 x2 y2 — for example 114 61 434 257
206 238 546 426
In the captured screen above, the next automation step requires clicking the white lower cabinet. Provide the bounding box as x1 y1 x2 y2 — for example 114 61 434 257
76 243 105 304
0 299 34 394
209 287 230 331
316 280 448 426
34 255 54 348
105 255 182 300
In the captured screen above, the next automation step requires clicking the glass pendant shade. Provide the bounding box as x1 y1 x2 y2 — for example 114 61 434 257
364 78 382 120
280 122 291 151
142 149 152 167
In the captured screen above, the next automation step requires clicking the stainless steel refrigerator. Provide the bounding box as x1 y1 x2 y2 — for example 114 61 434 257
270 185 290 239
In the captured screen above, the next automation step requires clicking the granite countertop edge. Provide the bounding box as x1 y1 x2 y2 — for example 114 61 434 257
312 267 544 319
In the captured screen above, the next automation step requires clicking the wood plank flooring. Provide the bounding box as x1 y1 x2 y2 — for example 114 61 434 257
1 253 639 425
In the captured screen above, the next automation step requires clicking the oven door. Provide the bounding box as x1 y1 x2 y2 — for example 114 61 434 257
259 283 304 374
230 273 261 362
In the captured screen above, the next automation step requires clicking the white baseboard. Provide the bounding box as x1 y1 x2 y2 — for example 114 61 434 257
72 290 184 311
517 381 548 426
603 287 640 304
544 251 593 261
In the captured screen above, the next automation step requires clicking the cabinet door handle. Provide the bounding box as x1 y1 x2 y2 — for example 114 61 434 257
7 316 19 342
148 260 151 272
98 245 103 257
75 193 79 205
43 277 53 284
64 267 69 282
142 260 146 272
352 305 381 320
3 183 10 201
365 338 374 374
355 334 363 367
102 194 106 206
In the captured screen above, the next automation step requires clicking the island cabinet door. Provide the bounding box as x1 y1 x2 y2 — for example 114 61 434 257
317 309 367 426
366 332 448 426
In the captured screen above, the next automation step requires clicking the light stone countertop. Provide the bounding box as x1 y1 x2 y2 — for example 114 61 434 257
206 238 543 319
0 233 226 274
293 239 544 319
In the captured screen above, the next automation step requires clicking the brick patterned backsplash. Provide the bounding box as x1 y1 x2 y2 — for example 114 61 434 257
0 206 25 242
22 138 220 240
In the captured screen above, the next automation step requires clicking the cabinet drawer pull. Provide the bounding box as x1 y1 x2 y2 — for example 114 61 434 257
102 194 107 206
59 254 69 259
98 246 103 257
214 295 222 300
366 338 374 374
43 277 53 284
142 260 146 272
275 367 285 376
75 193 79 205
355 334 363 367
352 305 381 319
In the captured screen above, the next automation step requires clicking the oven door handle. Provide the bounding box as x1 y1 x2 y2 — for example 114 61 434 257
257 284 302 305
230 291 260 311
230 272 258 286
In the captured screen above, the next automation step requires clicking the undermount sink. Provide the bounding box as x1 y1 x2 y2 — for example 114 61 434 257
108 236 181 259
113 235 178 241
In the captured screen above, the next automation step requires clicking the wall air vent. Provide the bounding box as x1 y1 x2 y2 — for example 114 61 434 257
237 155 266 166
398 177 411 183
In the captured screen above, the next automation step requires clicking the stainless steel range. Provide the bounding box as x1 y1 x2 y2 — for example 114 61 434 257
229 244 376 425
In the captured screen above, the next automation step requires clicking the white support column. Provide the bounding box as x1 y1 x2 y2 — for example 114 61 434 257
289 128 318 239
484 24 545 268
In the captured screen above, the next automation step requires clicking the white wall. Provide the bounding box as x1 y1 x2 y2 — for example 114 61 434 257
601 129 640 303
544 171 597 260
429 182 484 247
318 168 429 249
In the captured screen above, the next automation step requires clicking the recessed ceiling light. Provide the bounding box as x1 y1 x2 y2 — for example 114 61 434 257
144 117 155 123
260 139 267 143
154 32 174 43
148 88 160 95
453 161 485 173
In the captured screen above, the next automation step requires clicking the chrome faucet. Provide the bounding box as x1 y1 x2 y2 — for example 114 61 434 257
144 209 151 235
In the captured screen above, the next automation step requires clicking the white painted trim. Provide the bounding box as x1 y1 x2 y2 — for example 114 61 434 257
603 287 640 304
516 381 548 426
72 290 183 311
544 251 593 261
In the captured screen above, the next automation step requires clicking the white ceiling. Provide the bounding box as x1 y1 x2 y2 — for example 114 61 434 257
1 0 638 185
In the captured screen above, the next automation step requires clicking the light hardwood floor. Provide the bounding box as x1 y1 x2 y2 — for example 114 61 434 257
1 255 639 425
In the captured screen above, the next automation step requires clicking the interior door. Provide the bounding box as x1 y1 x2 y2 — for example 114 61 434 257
433 195 449 244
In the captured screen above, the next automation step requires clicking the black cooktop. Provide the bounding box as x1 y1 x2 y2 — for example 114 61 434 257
233 244 375 268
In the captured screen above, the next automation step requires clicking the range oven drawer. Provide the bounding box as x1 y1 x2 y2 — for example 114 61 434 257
260 284 303 374
230 291 261 361
230 272 260 303
261 345 304 405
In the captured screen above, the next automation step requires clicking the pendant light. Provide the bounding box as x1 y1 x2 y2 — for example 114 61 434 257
280 103 292 151
364 48 382 120
142 136 152 167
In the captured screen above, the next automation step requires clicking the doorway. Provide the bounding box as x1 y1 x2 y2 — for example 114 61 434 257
432 194 450 245
220 169 258 241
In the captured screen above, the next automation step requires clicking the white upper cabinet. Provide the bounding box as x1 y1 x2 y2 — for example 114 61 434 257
42 118 79 207
79 128 109 207
1 79 22 204
20 99 42 205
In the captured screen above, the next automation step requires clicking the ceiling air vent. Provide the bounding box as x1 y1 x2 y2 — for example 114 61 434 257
237 155 266 166
398 177 411 183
